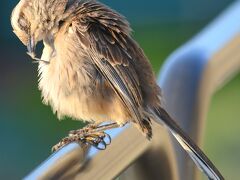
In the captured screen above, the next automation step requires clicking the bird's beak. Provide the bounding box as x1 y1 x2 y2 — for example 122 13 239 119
27 34 36 57
26 34 49 63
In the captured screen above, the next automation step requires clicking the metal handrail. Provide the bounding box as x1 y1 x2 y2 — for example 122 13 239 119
25 123 179 180
159 1 240 179
24 1 240 179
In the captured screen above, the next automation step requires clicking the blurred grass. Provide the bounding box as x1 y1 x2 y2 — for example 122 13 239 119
204 74 240 180
132 22 206 73
1 21 239 179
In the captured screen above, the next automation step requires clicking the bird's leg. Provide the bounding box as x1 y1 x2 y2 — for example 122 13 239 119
68 123 99 135
52 122 122 152
69 122 121 135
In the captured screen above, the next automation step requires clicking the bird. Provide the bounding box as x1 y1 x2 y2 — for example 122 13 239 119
11 0 224 179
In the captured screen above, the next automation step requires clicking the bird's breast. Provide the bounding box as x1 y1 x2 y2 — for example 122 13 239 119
37 35 130 125
37 47 119 123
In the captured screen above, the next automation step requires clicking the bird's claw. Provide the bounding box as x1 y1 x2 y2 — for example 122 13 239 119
83 132 111 150
52 131 111 152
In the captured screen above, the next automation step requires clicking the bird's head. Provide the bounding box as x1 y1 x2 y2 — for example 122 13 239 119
11 0 69 58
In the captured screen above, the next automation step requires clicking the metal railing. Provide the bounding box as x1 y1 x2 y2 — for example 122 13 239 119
24 1 240 179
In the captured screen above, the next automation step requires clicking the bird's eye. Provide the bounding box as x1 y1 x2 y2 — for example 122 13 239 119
18 13 29 32
19 18 27 28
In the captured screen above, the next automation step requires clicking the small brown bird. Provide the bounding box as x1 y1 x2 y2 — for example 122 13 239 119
11 0 223 179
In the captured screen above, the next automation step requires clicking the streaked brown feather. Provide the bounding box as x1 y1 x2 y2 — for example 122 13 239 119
64 0 148 130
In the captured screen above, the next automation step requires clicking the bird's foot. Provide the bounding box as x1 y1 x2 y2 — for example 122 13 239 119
52 130 111 152
52 123 121 152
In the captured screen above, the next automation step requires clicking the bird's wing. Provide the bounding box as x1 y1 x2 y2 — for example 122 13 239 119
70 1 145 130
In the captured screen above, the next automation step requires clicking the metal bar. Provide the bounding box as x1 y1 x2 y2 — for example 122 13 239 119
25 122 179 180
158 1 240 179
24 143 88 180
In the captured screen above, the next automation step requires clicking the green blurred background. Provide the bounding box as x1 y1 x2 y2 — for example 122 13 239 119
0 0 239 179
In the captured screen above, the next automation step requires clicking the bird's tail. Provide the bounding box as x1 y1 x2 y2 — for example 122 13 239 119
152 106 224 180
